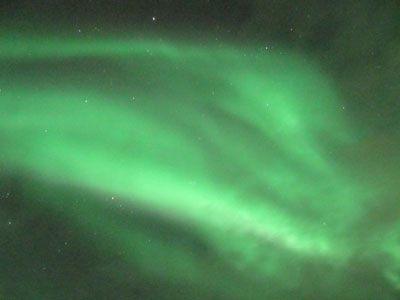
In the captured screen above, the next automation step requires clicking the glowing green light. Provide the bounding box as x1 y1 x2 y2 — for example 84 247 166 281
1 34 399 296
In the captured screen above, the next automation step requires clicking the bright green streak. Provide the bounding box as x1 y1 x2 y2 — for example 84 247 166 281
1 35 399 295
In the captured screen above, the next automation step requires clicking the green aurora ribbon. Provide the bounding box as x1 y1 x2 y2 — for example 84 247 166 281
1 34 399 298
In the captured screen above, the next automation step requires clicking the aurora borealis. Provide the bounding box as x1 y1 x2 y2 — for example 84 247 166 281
1 1 400 299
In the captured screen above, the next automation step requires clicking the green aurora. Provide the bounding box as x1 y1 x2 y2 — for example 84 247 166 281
1 34 400 299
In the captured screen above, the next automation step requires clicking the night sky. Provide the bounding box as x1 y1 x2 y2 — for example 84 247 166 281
1 1 400 299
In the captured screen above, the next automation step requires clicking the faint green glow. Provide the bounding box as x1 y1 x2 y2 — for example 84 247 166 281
1 34 399 294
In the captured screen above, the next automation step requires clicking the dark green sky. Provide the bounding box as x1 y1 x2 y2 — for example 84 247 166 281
1 1 400 299
2 0 399 133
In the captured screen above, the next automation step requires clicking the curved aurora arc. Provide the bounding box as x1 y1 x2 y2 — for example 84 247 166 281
1 35 400 297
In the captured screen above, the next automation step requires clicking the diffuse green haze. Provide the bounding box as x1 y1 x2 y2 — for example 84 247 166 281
1 34 399 298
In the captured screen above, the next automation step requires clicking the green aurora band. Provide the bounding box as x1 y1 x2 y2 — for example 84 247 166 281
1 35 400 298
